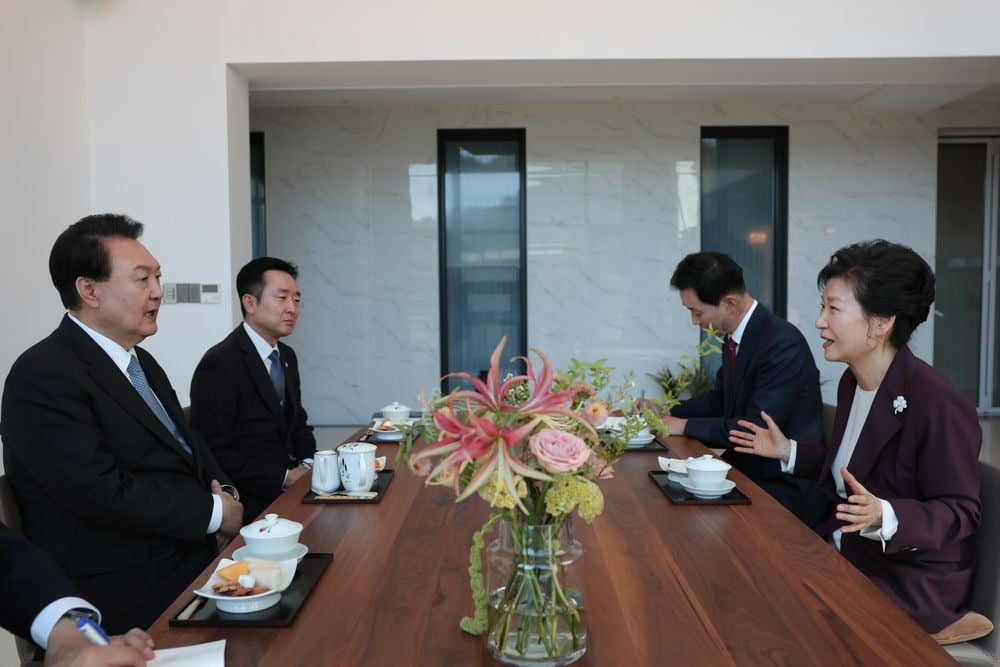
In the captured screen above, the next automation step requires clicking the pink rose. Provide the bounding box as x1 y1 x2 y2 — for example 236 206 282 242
529 428 591 474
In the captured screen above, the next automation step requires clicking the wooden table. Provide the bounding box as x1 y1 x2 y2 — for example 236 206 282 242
148 433 954 665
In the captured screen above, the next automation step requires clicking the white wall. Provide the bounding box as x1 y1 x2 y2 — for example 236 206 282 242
220 0 1000 60
0 0 90 371
253 101 1000 421
0 0 90 476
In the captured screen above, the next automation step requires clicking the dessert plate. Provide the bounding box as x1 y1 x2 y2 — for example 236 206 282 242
193 558 297 614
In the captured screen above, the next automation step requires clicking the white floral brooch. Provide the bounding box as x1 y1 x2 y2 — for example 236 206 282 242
893 395 907 415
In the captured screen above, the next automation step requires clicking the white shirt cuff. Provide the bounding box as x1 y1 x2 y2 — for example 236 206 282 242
207 493 222 533
31 598 99 649
781 439 798 473
860 499 898 551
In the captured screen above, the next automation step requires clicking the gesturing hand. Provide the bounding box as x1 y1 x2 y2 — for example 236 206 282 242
727 410 791 463
836 468 883 533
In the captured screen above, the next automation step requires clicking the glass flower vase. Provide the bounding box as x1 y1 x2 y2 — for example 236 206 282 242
485 518 587 666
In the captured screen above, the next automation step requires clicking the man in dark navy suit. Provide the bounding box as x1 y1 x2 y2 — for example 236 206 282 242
665 252 827 525
190 258 316 522
1 523 154 666
1 214 243 635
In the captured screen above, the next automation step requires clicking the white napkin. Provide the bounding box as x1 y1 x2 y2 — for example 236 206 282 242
148 639 226 666
657 456 687 474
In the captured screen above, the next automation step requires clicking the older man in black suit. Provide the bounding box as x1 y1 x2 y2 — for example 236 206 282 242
1 214 243 634
189 257 316 522
665 252 826 525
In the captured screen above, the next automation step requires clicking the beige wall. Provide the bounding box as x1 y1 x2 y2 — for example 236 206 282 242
0 0 90 399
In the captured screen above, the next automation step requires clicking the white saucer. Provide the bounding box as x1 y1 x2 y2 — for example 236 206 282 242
627 434 655 447
667 472 688 483
373 429 404 442
232 543 308 563
679 478 736 499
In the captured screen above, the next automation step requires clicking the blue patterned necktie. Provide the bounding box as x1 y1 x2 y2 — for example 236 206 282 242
126 355 192 454
269 350 286 407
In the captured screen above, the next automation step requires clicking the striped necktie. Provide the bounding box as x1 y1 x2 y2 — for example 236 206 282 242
126 355 192 454
269 350 286 407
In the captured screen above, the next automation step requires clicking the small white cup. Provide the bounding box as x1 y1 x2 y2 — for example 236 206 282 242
311 449 341 493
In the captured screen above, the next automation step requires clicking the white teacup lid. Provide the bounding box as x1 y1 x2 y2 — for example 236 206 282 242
339 442 377 453
382 401 410 412
241 513 302 539
685 454 731 472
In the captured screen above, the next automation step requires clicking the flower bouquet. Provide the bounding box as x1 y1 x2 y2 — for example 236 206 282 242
399 337 665 665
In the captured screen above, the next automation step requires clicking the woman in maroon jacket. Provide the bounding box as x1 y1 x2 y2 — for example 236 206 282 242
729 240 983 638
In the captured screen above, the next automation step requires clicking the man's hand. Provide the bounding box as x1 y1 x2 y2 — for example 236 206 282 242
283 465 308 489
45 619 153 667
212 479 243 541
728 410 791 463
661 415 687 437
836 468 883 533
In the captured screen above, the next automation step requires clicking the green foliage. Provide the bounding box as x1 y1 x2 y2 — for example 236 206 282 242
647 326 723 405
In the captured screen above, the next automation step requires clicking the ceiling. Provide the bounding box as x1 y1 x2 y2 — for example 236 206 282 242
236 57 1000 113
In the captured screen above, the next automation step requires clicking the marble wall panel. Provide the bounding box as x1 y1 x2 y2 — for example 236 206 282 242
253 101 972 423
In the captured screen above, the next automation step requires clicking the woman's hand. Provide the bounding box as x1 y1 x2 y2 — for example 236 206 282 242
728 410 791 462
836 468 883 533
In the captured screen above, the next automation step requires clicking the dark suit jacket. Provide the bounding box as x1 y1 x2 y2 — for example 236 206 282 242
0 522 84 642
0 316 226 634
671 303 826 522
189 325 315 521
794 346 981 633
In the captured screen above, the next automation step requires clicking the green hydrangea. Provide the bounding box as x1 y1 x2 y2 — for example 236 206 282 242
544 476 604 522
477 471 527 509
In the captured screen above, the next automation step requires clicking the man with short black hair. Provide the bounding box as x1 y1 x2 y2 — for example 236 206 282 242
190 257 316 522
666 251 826 524
1 214 243 634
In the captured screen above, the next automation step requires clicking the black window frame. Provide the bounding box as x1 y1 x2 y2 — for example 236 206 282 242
700 126 789 317
437 128 528 393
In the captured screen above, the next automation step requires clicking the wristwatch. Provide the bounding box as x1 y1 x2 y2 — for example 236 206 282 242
61 608 99 623
219 484 240 502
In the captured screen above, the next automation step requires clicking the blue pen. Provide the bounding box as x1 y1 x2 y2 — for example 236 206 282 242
75 616 110 646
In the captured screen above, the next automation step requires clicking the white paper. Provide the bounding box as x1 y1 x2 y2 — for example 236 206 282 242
148 639 226 666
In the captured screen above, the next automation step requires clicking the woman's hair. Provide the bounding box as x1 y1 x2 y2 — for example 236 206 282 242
817 240 935 349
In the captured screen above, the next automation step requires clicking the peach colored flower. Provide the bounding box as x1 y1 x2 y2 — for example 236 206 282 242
588 451 614 479
529 428 591 474
412 457 433 477
584 399 609 426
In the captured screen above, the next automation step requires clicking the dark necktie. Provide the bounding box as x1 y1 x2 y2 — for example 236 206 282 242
269 350 286 407
726 337 738 378
126 355 192 454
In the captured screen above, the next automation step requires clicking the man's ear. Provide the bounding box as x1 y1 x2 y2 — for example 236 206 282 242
721 294 740 312
241 293 257 315
76 277 100 308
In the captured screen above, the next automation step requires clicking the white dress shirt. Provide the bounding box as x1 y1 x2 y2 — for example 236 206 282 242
30 598 99 649
66 314 222 534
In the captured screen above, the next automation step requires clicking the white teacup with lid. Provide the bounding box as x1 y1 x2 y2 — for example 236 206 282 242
381 401 411 421
685 455 732 486
239 513 303 557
